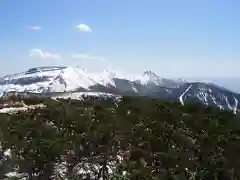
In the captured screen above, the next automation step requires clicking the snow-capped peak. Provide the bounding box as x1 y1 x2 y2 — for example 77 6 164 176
132 70 180 88
141 70 161 85
90 69 117 87
143 70 158 77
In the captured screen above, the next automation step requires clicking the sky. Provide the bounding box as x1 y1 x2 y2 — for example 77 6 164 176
0 0 238 79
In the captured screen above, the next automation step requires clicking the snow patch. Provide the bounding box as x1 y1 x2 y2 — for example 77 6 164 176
179 85 192 105
233 96 238 114
52 92 118 100
224 96 232 110
3 149 11 157
0 104 45 114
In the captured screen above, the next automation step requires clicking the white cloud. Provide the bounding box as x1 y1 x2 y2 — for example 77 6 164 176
29 26 41 30
72 53 90 59
29 49 61 60
76 24 92 33
72 53 105 62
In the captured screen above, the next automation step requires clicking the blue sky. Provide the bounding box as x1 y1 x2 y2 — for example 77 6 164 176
0 0 237 78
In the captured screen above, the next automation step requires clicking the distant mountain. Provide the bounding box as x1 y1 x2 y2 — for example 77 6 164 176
0 66 239 113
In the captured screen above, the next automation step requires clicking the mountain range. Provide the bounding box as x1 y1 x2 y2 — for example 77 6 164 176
0 66 239 113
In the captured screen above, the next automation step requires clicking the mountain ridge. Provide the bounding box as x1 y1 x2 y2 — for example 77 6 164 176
0 66 239 113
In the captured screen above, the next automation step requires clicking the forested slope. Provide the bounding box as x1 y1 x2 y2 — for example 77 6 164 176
0 96 240 179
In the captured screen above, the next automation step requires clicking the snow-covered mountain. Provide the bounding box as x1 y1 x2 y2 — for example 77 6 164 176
0 66 184 94
0 66 97 94
0 66 239 113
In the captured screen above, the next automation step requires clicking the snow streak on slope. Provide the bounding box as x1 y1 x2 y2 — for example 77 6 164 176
196 90 209 105
179 85 192 105
233 97 238 114
220 95 238 114
224 96 232 110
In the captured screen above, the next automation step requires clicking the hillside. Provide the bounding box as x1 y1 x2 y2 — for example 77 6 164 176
0 66 240 113
0 96 240 179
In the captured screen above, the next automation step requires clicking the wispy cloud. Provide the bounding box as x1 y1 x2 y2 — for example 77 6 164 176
29 49 61 60
29 26 42 30
72 53 105 62
76 24 92 33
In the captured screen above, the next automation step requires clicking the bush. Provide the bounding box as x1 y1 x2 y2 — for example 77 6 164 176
23 96 48 105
